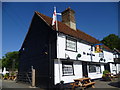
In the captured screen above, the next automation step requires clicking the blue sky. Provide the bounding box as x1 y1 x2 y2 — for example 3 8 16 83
2 2 118 58
0 2 2 59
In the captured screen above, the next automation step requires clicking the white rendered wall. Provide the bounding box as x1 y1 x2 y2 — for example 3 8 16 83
54 59 62 84
118 64 120 73
113 54 119 58
116 64 120 73
77 43 93 62
57 34 66 59
104 51 114 63
56 33 115 83
110 63 117 74
54 60 82 84
88 64 104 79
110 63 120 74
57 33 114 63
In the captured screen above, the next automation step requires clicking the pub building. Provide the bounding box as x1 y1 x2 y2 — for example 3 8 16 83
18 7 120 88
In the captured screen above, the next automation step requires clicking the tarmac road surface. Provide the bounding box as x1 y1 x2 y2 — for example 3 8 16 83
1 79 44 90
1 79 120 90
2 79 31 88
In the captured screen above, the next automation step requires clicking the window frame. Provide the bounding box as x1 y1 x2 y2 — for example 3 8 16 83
99 52 104 58
62 61 75 76
88 63 102 73
65 36 77 52
88 64 96 73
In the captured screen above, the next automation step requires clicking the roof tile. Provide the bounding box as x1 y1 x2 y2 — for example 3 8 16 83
35 11 111 51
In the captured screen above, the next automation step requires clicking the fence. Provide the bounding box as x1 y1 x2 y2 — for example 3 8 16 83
17 68 35 87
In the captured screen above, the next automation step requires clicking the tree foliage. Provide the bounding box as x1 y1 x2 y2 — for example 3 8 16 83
1 51 19 70
0 59 2 68
101 34 120 50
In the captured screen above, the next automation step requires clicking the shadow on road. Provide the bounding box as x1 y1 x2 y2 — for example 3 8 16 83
108 81 120 88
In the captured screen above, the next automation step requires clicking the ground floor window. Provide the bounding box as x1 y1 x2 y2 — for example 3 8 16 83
112 64 117 73
62 61 74 76
88 63 101 73
118 64 120 72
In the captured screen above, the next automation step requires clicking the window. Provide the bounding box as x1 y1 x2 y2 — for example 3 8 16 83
89 64 96 73
66 37 77 52
96 65 101 73
62 62 74 76
112 64 116 71
99 52 104 58
88 64 101 73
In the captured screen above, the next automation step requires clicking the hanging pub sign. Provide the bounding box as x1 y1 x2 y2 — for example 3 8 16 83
94 43 103 53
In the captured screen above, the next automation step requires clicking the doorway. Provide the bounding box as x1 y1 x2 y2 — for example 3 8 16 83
104 63 110 72
82 61 88 77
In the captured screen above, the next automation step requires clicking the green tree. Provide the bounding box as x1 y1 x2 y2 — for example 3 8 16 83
0 59 2 68
2 51 19 70
101 34 120 50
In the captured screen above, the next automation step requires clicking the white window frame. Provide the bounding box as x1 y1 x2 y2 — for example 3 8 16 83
62 62 74 76
88 64 101 73
66 37 77 52
99 52 104 58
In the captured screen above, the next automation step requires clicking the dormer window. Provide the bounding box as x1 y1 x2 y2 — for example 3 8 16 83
66 36 77 52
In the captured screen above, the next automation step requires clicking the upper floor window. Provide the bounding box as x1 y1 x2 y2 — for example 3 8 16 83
99 52 104 58
66 37 77 52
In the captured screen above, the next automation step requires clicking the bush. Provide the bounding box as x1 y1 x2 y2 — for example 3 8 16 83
103 70 109 75
102 70 111 81
4 73 9 77
11 72 15 76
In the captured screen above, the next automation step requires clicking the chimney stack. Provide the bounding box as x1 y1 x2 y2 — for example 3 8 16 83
61 7 76 30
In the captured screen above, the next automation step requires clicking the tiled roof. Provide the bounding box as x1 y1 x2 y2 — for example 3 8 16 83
35 11 111 51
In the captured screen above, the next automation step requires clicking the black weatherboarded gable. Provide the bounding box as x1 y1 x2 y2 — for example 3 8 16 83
18 13 57 88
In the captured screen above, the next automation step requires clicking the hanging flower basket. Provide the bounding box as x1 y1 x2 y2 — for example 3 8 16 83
77 54 81 58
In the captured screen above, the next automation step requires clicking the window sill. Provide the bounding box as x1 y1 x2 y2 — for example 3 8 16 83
62 74 75 76
65 49 77 52
96 73 102 74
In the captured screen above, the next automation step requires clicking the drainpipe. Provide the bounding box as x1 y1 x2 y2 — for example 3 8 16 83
90 45 93 62
57 33 61 83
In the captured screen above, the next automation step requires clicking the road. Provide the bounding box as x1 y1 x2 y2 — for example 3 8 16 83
1 79 31 88
0 79 44 90
1 79 120 90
